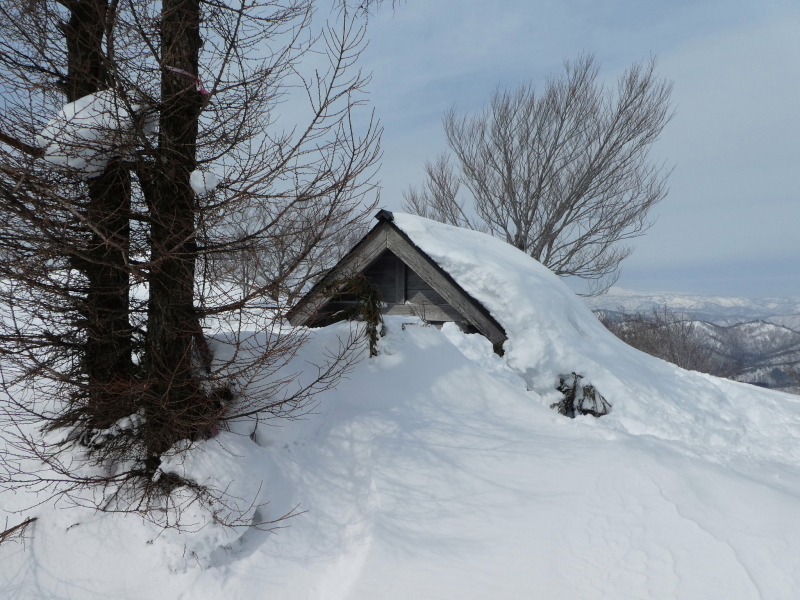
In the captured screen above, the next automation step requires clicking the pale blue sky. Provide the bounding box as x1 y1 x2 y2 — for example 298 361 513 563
355 0 800 297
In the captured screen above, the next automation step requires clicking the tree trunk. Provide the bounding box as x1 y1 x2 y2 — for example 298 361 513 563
65 0 134 428
84 160 133 425
143 0 205 454
63 0 108 101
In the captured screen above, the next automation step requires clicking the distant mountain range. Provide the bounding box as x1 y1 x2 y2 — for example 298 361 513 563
585 288 800 393
586 287 800 329
693 320 800 391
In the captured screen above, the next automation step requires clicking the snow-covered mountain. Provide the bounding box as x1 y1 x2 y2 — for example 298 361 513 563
587 288 800 393
3 216 800 599
586 286 800 327
693 320 800 391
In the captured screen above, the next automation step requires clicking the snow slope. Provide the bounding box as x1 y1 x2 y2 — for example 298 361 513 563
3 214 800 599
391 213 800 464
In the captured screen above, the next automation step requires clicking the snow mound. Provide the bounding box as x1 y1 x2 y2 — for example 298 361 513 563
4 318 800 599
37 90 152 176
392 213 800 467
4 216 800 599
190 170 219 196
153 432 284 570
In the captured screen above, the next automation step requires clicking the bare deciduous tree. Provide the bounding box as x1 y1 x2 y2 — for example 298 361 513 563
0 0 384 526
404 54 673 294
599 307 717 374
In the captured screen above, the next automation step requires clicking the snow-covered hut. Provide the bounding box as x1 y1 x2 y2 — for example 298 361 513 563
288 210 508 352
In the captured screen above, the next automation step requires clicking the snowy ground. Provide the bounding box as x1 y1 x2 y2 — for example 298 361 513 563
3 215 800 599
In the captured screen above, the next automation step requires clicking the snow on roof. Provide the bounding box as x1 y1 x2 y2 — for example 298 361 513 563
392 211 606 374
391 212 800 466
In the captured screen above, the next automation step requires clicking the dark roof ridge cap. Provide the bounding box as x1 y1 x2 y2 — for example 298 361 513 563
375 209 394 222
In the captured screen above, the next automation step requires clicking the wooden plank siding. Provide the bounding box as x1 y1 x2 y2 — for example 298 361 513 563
287 212 508 353
362 251 398 303
286 225 389 325
384 226 506 348
359 250 467 325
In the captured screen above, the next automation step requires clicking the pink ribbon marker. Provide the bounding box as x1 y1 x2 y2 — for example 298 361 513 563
165 66 212 97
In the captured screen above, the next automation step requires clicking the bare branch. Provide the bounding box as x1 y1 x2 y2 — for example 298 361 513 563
404 54 674 295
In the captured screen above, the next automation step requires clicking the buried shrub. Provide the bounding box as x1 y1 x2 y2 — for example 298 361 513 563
551 373 611 418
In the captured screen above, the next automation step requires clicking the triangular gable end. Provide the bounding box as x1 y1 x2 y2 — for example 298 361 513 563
288 211 508 353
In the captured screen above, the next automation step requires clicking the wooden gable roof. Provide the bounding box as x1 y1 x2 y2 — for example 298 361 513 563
288 210 508 350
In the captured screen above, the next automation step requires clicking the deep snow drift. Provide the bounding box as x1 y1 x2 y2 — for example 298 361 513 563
3 214 800 599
